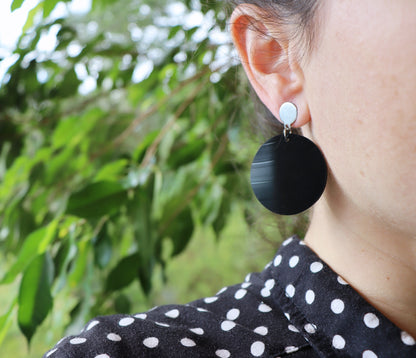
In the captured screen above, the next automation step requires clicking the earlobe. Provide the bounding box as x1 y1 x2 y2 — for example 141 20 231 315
230 4 310 128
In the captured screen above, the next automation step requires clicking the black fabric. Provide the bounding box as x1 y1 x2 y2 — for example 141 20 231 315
44 236 416 358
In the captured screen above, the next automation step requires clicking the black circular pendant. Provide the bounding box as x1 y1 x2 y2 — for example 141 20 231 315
250 134 327 215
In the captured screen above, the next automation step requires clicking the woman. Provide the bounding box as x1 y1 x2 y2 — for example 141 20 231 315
44 1 416 357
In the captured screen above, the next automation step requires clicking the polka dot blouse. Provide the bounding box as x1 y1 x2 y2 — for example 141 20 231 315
44 236 416 357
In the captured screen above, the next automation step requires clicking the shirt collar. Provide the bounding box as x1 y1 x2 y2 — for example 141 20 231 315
265 236 416 357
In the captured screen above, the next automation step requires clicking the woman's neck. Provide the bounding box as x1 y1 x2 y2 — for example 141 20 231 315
304 188 416 339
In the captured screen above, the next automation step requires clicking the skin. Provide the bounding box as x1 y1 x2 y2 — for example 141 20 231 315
231 0 416 337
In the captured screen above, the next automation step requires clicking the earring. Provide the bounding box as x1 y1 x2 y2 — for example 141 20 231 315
250 102 327 215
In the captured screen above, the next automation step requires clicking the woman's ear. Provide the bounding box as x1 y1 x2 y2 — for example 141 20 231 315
230 4 310 127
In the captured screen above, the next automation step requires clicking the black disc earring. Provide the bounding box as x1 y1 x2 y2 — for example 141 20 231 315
250 102 327 215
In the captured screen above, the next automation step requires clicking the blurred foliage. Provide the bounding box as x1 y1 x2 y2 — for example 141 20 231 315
0 0 308 352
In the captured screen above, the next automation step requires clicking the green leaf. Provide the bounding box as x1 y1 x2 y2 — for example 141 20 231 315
130 180 154 243
22 2 43 33
68 239 90 288
133 130 160 163
137 257 154 296
163 207 194 257
93 224 113 269
11 0 24 11
184 27 199 41
1 221 58 284
52 108 103 150
44 147 78 185
18 253 54 343
94 159 129 182
213 160 242 176
114 293 131 313
128 181 155 296
213 196 231 238
167 140 207 168
105 253 140 292
53 239 76 292
43 0 60 18
0 300 17 346
196 181 223 226
168 25 183 40
51 68 80 98
66 181 128 219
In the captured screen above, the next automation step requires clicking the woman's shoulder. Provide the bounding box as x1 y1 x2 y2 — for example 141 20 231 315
44 278 314 358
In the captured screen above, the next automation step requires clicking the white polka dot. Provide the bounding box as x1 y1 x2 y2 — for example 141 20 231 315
265 279 275 289
332 335 346 349
155 322 170 327
304 323 317 334
134 313 147 319
95 355 110 358
181 338 196 347
165 309 180 318
204 297 218 304
254 326 268 336
305 290 315 304
235 289 247 300
285 284 295 298
289 256 299 268
284 312 290 320
362 350 378 358
119 317 134 326
310 262 323 273
46 349 57 357
337 276 348 285
217 287 227 295
282 237 293 246
285 346 299 353
70 338 87 345
401 331 416 346
197 307 208 312
274 255 282 266
363 313 379 329
143 337 159 348
86 320 100 331
245 273 252 282
250 341 265 356
190 327 204 335
288 325 300 333
331 299 345 314
264 262 272 269
241 282 252 289
299 240 306 245
261 288 271 297
107 333 121 342
221 320 236 331
226 308 240 320
258 303 272 313
216 349 231 358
